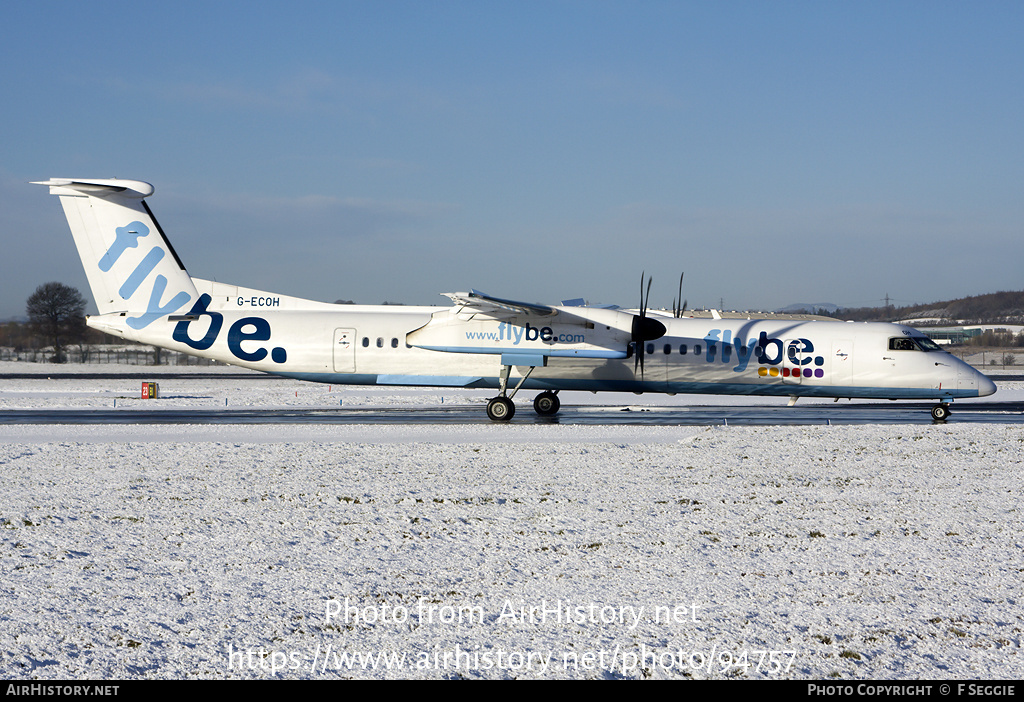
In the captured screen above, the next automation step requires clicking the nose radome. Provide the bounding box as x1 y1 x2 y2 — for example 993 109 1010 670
978 373 997 397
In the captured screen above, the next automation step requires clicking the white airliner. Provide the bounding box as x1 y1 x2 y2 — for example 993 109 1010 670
36 177 996 422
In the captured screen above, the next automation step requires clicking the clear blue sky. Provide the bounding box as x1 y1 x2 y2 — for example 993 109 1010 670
3 1 1022 319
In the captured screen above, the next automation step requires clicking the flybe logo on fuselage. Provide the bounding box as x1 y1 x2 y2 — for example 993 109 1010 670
99 221 191 330
681 330 825 376
751 331 826 378
172 294 288 364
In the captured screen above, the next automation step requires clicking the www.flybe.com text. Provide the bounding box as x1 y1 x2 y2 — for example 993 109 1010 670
464 322 585 345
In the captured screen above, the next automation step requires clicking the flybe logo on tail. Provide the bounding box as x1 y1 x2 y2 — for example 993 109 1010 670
98 220 191 329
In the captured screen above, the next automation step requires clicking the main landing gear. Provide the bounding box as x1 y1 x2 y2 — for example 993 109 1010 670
931 403 951 421
486 396 516 421
533 391 560 416
485 363 560 422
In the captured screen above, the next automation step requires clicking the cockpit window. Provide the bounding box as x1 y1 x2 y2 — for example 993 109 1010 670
889 336 942 352
889 338 917 351
912 336 941 352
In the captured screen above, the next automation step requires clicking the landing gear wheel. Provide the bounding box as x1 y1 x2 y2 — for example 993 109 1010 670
533 391 560 416
931 404 951 421
486 397 516 422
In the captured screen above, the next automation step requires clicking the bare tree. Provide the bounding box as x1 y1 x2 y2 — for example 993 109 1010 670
26 282 86 363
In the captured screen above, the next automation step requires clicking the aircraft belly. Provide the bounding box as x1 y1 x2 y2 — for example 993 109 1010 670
531 358 645 390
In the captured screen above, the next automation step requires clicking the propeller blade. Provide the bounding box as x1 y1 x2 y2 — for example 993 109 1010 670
635 272 646 377
631 272 666 379
675 272 685 318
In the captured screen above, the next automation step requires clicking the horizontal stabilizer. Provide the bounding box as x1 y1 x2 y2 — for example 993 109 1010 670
33 178 155 199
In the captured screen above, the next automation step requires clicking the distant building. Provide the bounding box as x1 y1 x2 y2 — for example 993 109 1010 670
916 325 1024 345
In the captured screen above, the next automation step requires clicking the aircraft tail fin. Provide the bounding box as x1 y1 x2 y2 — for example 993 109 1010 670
34 178 197 331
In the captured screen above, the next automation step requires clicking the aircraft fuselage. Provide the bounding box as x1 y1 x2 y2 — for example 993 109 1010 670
96 299 993 402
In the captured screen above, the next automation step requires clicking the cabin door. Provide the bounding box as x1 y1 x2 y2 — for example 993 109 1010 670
830 339 853 386
333 328 356 373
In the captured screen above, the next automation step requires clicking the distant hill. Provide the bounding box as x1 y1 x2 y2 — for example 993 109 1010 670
832 290 1024 325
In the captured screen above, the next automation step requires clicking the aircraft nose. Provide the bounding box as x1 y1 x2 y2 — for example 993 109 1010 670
978 372 997 397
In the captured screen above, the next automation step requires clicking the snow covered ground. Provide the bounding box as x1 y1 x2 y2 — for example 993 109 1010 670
1 364 1022 679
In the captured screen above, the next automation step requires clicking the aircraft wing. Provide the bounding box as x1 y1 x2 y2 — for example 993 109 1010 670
443 290 558 318
412 289 640 362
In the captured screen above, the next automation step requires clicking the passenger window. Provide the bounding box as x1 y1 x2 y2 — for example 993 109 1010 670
680 344 687 355
664 344 672 355
376 337 384 348
694 344 701 355
362 337 369 348
391 338 399 348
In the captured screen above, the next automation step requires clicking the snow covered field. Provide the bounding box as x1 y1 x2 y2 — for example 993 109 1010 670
1 364 1022 679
